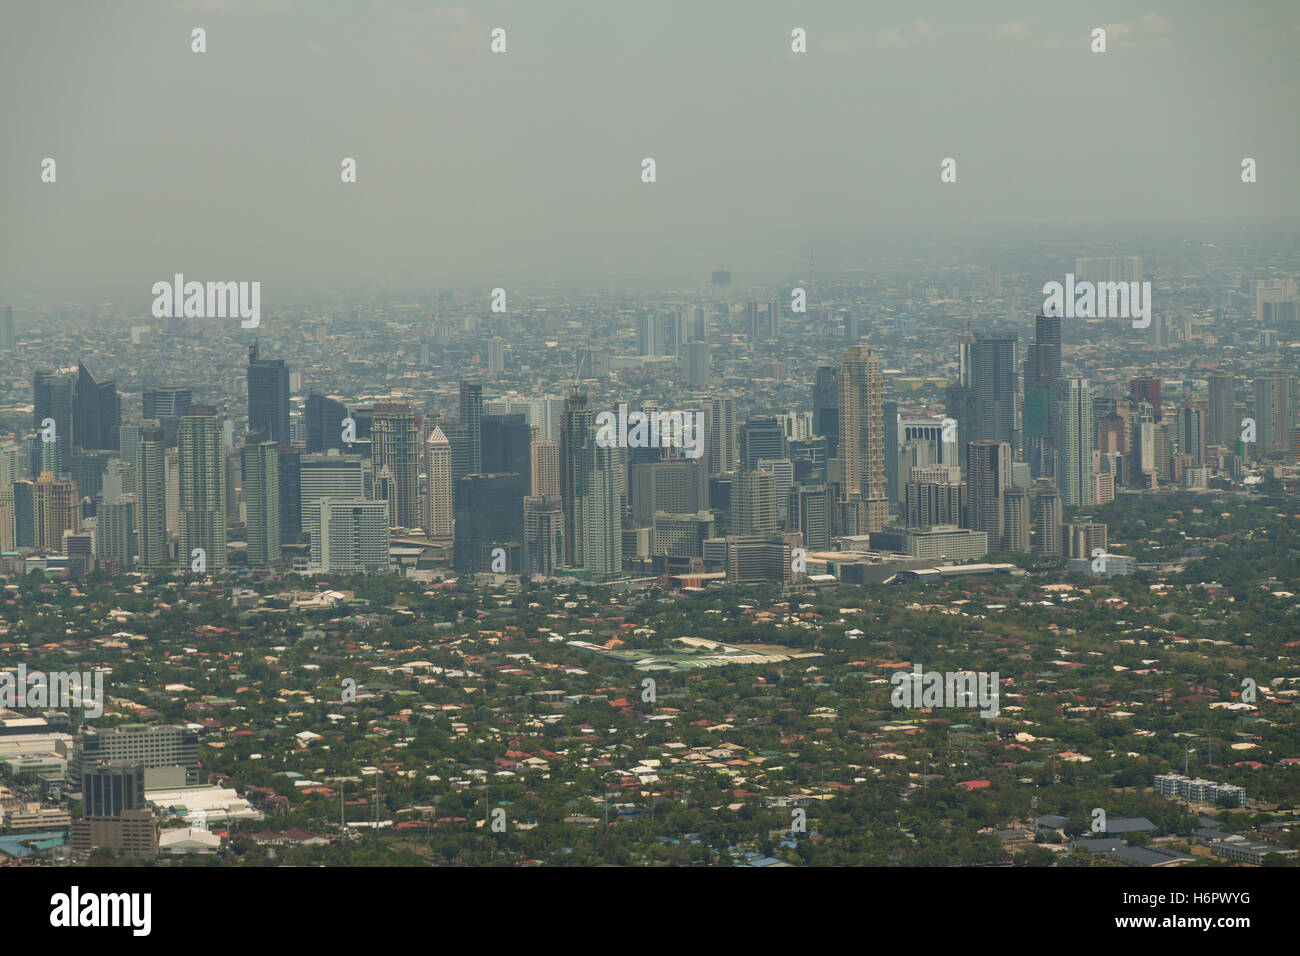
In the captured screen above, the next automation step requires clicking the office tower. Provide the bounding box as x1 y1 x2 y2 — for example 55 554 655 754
560 389 590 566
69 450 112 506
843 311 859 342
1175 404 1206 467
142 386 193 447
247 342 290 445
11 481 33 549
316 499 389 573
73 361 120 451
242 436 280 569
33 471 80 551
740 416 785 471
1024 313 1062 478
1254 373 1296 457
769 298 782 338
1003 486 1031 552
96 497 136 573
276 448 301 544
652 511 715 558
370 404 420 528
459 381 483 474
488 336 506 377
134 428 167 568
791 483 830 550
422 426 453 537
682 342 711 389
688 306 706 342
0 305 13 349
454 473 527 574
481 413 532 476
705 397 737 476
628 458 708 527
732 469 777 534
579 434 622 580
306 393 349 453
1067 521 1108 560
1207 371 1235 447
838 345 888 533
1058 377 1095 507
522 495 564 575
1130 377 1162 422
883 400 900 506
1033 485 1063 556
813 366 840 460
224 453 241 529
967 441 1011 548
905 479 966 529
300 452 365 560
530 439 560 498
33 370 72 476
177 405 226 571
948 332 1017 467
0 443 21 551
63 530 94 574
756 457 794 521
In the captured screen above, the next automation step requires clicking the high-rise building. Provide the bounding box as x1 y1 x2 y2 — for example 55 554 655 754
242 435 280 568
1207 371 1236 448
579 433 622 580
948 334 1017 466
33 471 80 551
424 426 453 536
560 389 590 566
1033 485 1063 556
1175 404 1207 467
1254 372 1296 457
488 336 506 377
813 366 840 461
177 406 227 571
705 397 737 476
481 413 532 476
1058 377 1095 507
1130 377 1162 422
142 387 192 447
740 416 785 472
1024 313 1062 478
317 499 389 573
967 441 1011 549
0 305 13 349
791 483 830 550
247 342 290 445
301 451 365 562
454 473 527 574
306 393 349 454
1003 485 1031 552
135 428 167 568
732 469 778 534
629 458 708 527
530 439 560 498
838 345 888 532
523 495 564 575
33 370 72 476
371 404 420 528
277 448 301 544
73 361 120 451
905 478 966 529
682 342 711 389
459 381 484 475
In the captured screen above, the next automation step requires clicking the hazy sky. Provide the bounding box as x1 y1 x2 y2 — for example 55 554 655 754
2 0 1298 303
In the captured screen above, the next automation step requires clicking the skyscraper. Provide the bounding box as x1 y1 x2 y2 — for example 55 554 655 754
0 306 13 349
524 495 564 575
459 381 484 475
682 341 711 389
1207 371 1235 448
33 471 80 551
247 342 291 445
370 403 420 528
306 393 349 454
242 435 280 569
739 416 785 471
1254 372 1296 457
560 389 590 567
967 440 1012 549
142 386 192 447
424 426 453 536
317 500 389 573
481 413 532 476
1024 313 1062 478
73 361 120 451
1130 377 1162 422
33 370 72 476
530 438 560 497
838 345 888 533
277 448 301 544
136 428 167 568
731 469 778 534
177 405 227 571
1058 377 1095 507
812 366 839 460
301 451 366 567
705 397 737 476
454 473 527 574
1033 485 1063 556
